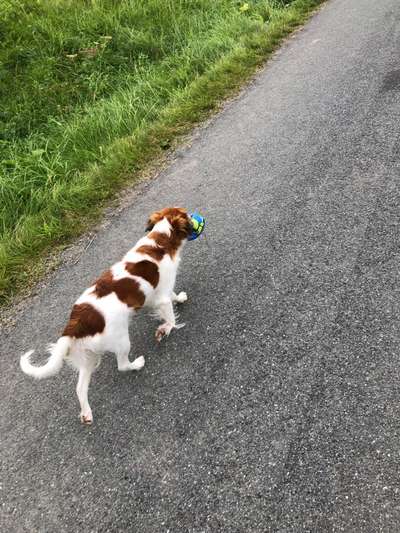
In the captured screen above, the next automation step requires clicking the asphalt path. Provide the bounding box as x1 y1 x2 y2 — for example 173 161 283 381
2 0 400 530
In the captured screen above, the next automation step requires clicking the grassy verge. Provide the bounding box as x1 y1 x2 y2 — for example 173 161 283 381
0 0 324 304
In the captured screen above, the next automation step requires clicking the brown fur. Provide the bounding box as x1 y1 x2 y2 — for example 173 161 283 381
92 269 145 309
136 244 165 262
147 232 179 258
93 269 114 298
125 260 159 288
113 277 145 309
63 303 105 338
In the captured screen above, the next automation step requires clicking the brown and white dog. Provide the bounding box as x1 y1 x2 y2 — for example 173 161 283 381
20 207 193 424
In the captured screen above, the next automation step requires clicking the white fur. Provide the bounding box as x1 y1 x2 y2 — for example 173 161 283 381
20 337 71 379
20 216 188 425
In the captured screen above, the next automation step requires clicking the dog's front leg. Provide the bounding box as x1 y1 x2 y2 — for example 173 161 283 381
155 299 184 342
155 299 175 342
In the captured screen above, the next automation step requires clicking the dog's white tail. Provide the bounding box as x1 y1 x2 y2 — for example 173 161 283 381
20 336 71 379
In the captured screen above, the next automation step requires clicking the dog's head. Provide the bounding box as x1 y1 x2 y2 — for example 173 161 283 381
145 207 193 238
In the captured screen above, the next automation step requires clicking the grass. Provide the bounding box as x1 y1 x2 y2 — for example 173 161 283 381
0 0 324 304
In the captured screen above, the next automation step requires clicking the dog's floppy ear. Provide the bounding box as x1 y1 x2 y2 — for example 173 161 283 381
145 220 154 232
167 209 192 237
145 210 163 232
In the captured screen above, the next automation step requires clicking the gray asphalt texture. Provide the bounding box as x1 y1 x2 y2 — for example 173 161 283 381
2 0 400 531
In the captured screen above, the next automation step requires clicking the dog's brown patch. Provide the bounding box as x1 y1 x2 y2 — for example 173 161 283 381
113 277 145 309
63 303 105 338
148 230 187 259
136 244 165 262
93 269 114 298
92 269 145 309
125 260 159 288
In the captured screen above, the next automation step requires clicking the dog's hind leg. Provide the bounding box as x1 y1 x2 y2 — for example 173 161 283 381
77 366 94 425
115 336 145 372
73 349 99 425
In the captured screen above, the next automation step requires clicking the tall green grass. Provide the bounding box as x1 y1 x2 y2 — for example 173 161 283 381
0 0 323 302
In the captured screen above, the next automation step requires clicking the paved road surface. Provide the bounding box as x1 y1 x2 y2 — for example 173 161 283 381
2 0 400 530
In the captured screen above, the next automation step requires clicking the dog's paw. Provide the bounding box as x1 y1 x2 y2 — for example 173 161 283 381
156 323 173 342
175 291 188 304
80 411 93 425
131 355 145 370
